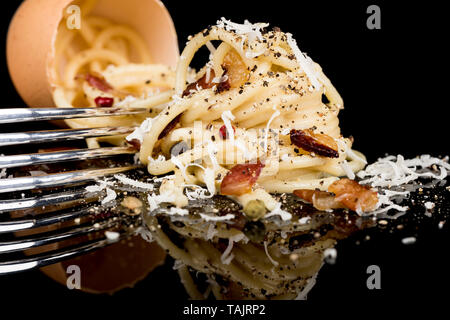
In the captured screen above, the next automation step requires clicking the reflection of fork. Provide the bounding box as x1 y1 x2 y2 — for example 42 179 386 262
0 108 146 275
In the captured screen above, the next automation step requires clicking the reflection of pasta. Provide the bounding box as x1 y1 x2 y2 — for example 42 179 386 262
146 213 335 299
51 0 175 146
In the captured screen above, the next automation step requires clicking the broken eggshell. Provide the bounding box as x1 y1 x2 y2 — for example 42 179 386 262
7 0 179 107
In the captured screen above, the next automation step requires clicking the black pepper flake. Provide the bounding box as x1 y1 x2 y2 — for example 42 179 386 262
263 81 269 87
145 80 151 84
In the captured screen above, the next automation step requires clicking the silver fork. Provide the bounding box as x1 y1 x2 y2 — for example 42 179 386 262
0 108 147 274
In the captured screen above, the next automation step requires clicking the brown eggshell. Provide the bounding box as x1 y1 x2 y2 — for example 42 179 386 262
7 0 179 107
40 235 167 294
6 0 178 293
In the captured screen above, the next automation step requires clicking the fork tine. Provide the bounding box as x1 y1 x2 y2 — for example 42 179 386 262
0 108 146 124
0 189 97 214
0 207 96 233
0 166 137 193
0 126 136 147
0 147 136 169
0 230 135 274
0 218 119 254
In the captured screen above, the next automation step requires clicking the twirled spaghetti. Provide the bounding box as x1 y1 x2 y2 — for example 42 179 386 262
128 18 374 299
133 18 367 213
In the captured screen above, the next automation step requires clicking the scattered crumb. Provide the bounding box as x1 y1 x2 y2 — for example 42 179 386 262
323 248 337 264
401 237 416 245
105 231 120 241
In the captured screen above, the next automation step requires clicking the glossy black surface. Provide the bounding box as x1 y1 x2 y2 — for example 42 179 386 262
0 0 448 313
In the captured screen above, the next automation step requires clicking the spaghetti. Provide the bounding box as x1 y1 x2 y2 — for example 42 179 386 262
130 18 373 299
134 18 367 213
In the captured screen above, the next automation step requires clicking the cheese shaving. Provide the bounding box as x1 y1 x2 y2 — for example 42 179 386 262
101 188 117 205
114 174 154 190
126 117 153 143
263 241 279 266
216 17 269 43
220 233 245 265
285 33 321 90
221 110 236 142
0 168 7 179
265 202 292 220
147 191 176 211
200 213 235 222
401 237 416 245
358 154 449 187
340 160 355 179
105 231 120 241
206 224 218 240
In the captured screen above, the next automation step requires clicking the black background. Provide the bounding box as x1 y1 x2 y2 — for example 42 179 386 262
0 0 449 316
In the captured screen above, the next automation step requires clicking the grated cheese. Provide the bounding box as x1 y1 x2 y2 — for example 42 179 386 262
206 223 218 240
171 156 189 181
205 41 216 55
340 160 355 180
357 154 449 217
165 207 189 216
0 168 7 179
221 110 236 142
147 191 176 211
358 154 449 187
216 17 269 43
200 213 235 222
285 33 321 90
105 231 120 241
323 248 337 264
126 117 153 144
424 201 435 210
220 233 246 265
298 216 311 224
401 237 416 245
114 174 154 190
101 188 117 205
115 95 137 107
263 241 279 267
265 202 292 220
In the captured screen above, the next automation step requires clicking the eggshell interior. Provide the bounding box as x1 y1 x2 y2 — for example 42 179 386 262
6 0 178 293
7 0 179 107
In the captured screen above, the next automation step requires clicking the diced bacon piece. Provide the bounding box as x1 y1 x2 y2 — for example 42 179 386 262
94 96 114 108
182 70 216 97
182 49 246 97
290 129 339 158
158 114 182 140
293 189 343 211
219 124 235 139
84 73 113 93
220 161 264 196
127 139 141 150
328 178 378 212
222 49 249 88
